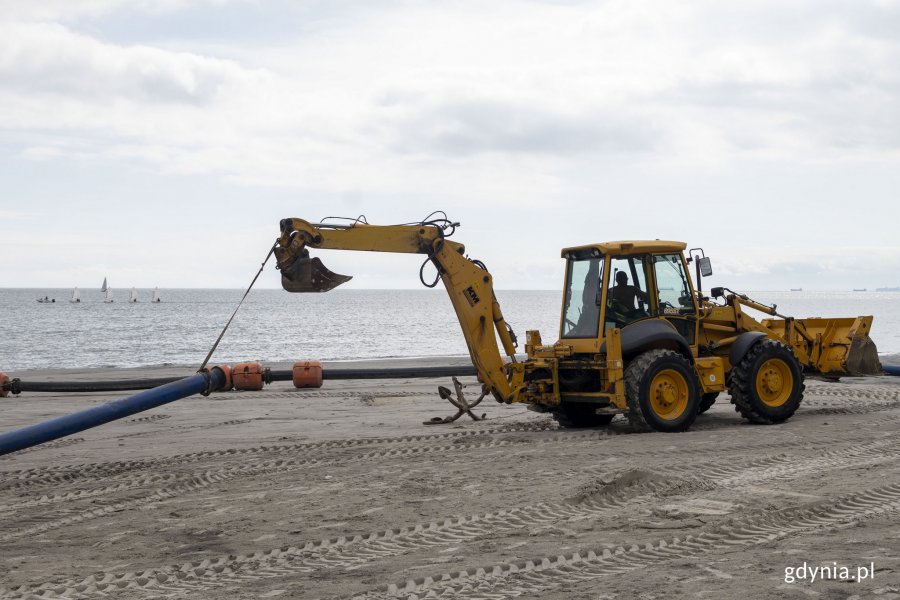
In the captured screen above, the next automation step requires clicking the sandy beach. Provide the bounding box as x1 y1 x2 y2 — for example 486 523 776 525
1 358 898 599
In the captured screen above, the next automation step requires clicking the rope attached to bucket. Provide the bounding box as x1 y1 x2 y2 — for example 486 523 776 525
198 240 278 372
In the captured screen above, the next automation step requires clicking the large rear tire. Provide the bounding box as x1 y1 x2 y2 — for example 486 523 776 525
625 349 700 432
729 339 804 424
551 405 615 428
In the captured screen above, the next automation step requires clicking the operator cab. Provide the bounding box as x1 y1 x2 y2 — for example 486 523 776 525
560 241 700 350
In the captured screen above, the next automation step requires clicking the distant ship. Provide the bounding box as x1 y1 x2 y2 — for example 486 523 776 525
152 287 161 303
101 277 108 292
790 288 802 292
853 288 866 292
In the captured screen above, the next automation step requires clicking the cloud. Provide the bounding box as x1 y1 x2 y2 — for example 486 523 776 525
0 0 249 22
0 0 899 246
377 95 659 157
0 209 41 219
0 21 265 105
712 244 900 290
1 0 900 192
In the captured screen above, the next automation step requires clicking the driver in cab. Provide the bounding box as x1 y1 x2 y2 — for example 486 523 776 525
611 271 648 313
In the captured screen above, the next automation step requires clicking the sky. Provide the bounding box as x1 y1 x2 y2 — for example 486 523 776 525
1 0 899 291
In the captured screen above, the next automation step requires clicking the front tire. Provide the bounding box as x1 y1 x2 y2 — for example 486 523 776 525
729 339 804 424
625 349 700 432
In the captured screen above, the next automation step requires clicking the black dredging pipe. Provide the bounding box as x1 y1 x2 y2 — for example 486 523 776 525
2 365 478 394
7 377 192 394
313 365 476 380
0 367 229 456
2 360 895 397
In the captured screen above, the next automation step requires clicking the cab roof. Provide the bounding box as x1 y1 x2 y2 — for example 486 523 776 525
561 240 687 258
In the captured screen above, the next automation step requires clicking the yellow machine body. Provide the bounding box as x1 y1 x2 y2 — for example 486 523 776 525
275 218 881 432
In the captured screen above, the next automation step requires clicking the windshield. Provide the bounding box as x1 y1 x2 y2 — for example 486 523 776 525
561 256 603 338
652 253 695 315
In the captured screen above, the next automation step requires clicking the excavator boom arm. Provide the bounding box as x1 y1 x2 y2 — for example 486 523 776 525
275 218 518 403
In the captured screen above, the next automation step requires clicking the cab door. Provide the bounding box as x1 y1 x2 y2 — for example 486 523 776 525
650 253 698 345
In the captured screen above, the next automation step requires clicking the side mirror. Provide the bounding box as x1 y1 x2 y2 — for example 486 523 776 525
698 257 713 277
710 286 725 298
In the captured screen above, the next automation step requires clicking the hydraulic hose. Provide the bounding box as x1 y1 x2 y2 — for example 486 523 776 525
0 368 228 456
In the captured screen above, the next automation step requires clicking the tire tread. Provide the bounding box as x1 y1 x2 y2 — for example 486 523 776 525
729 339 805 424
625 349 699 432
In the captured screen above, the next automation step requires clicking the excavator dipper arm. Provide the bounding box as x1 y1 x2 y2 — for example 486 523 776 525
275 218 518 403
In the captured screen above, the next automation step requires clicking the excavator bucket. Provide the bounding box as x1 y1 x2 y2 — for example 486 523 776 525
762 316 883 376
280 248 352 293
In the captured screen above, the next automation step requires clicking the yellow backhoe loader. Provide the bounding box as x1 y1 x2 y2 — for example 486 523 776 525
274 215 882 433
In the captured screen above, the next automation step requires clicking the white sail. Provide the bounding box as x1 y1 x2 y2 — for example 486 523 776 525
104 287 114 303
101 277 108 292
70 287 81 303
152 287 161 303
130 287 138 303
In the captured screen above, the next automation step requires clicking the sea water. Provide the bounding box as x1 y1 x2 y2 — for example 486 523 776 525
1 288 898 370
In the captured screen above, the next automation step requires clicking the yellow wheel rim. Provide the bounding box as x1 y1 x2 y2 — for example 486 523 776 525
755 358 793 407
649 369 689 420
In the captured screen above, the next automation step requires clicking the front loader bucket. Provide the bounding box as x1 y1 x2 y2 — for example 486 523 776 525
845 334 882 376
280 249 352 293
762 316 882 376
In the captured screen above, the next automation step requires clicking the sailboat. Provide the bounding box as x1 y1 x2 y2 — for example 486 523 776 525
101 277 108 292
70 287 81 303
129 287 138 303
104 285 114 303
152 287 161 303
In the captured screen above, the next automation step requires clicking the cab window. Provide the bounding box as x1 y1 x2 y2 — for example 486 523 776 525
652 254 695 315
652 253 697 344
606 255 651 328
561 256 603 339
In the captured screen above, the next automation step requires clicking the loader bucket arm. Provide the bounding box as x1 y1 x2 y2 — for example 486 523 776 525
274 217 518 403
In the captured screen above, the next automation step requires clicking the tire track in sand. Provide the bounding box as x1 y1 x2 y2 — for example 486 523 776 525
346 482 900 600
8 437 898 599
0 428 604 541
0 422 560 491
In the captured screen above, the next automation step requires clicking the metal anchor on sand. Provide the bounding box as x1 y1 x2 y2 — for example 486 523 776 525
425 376 488 425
